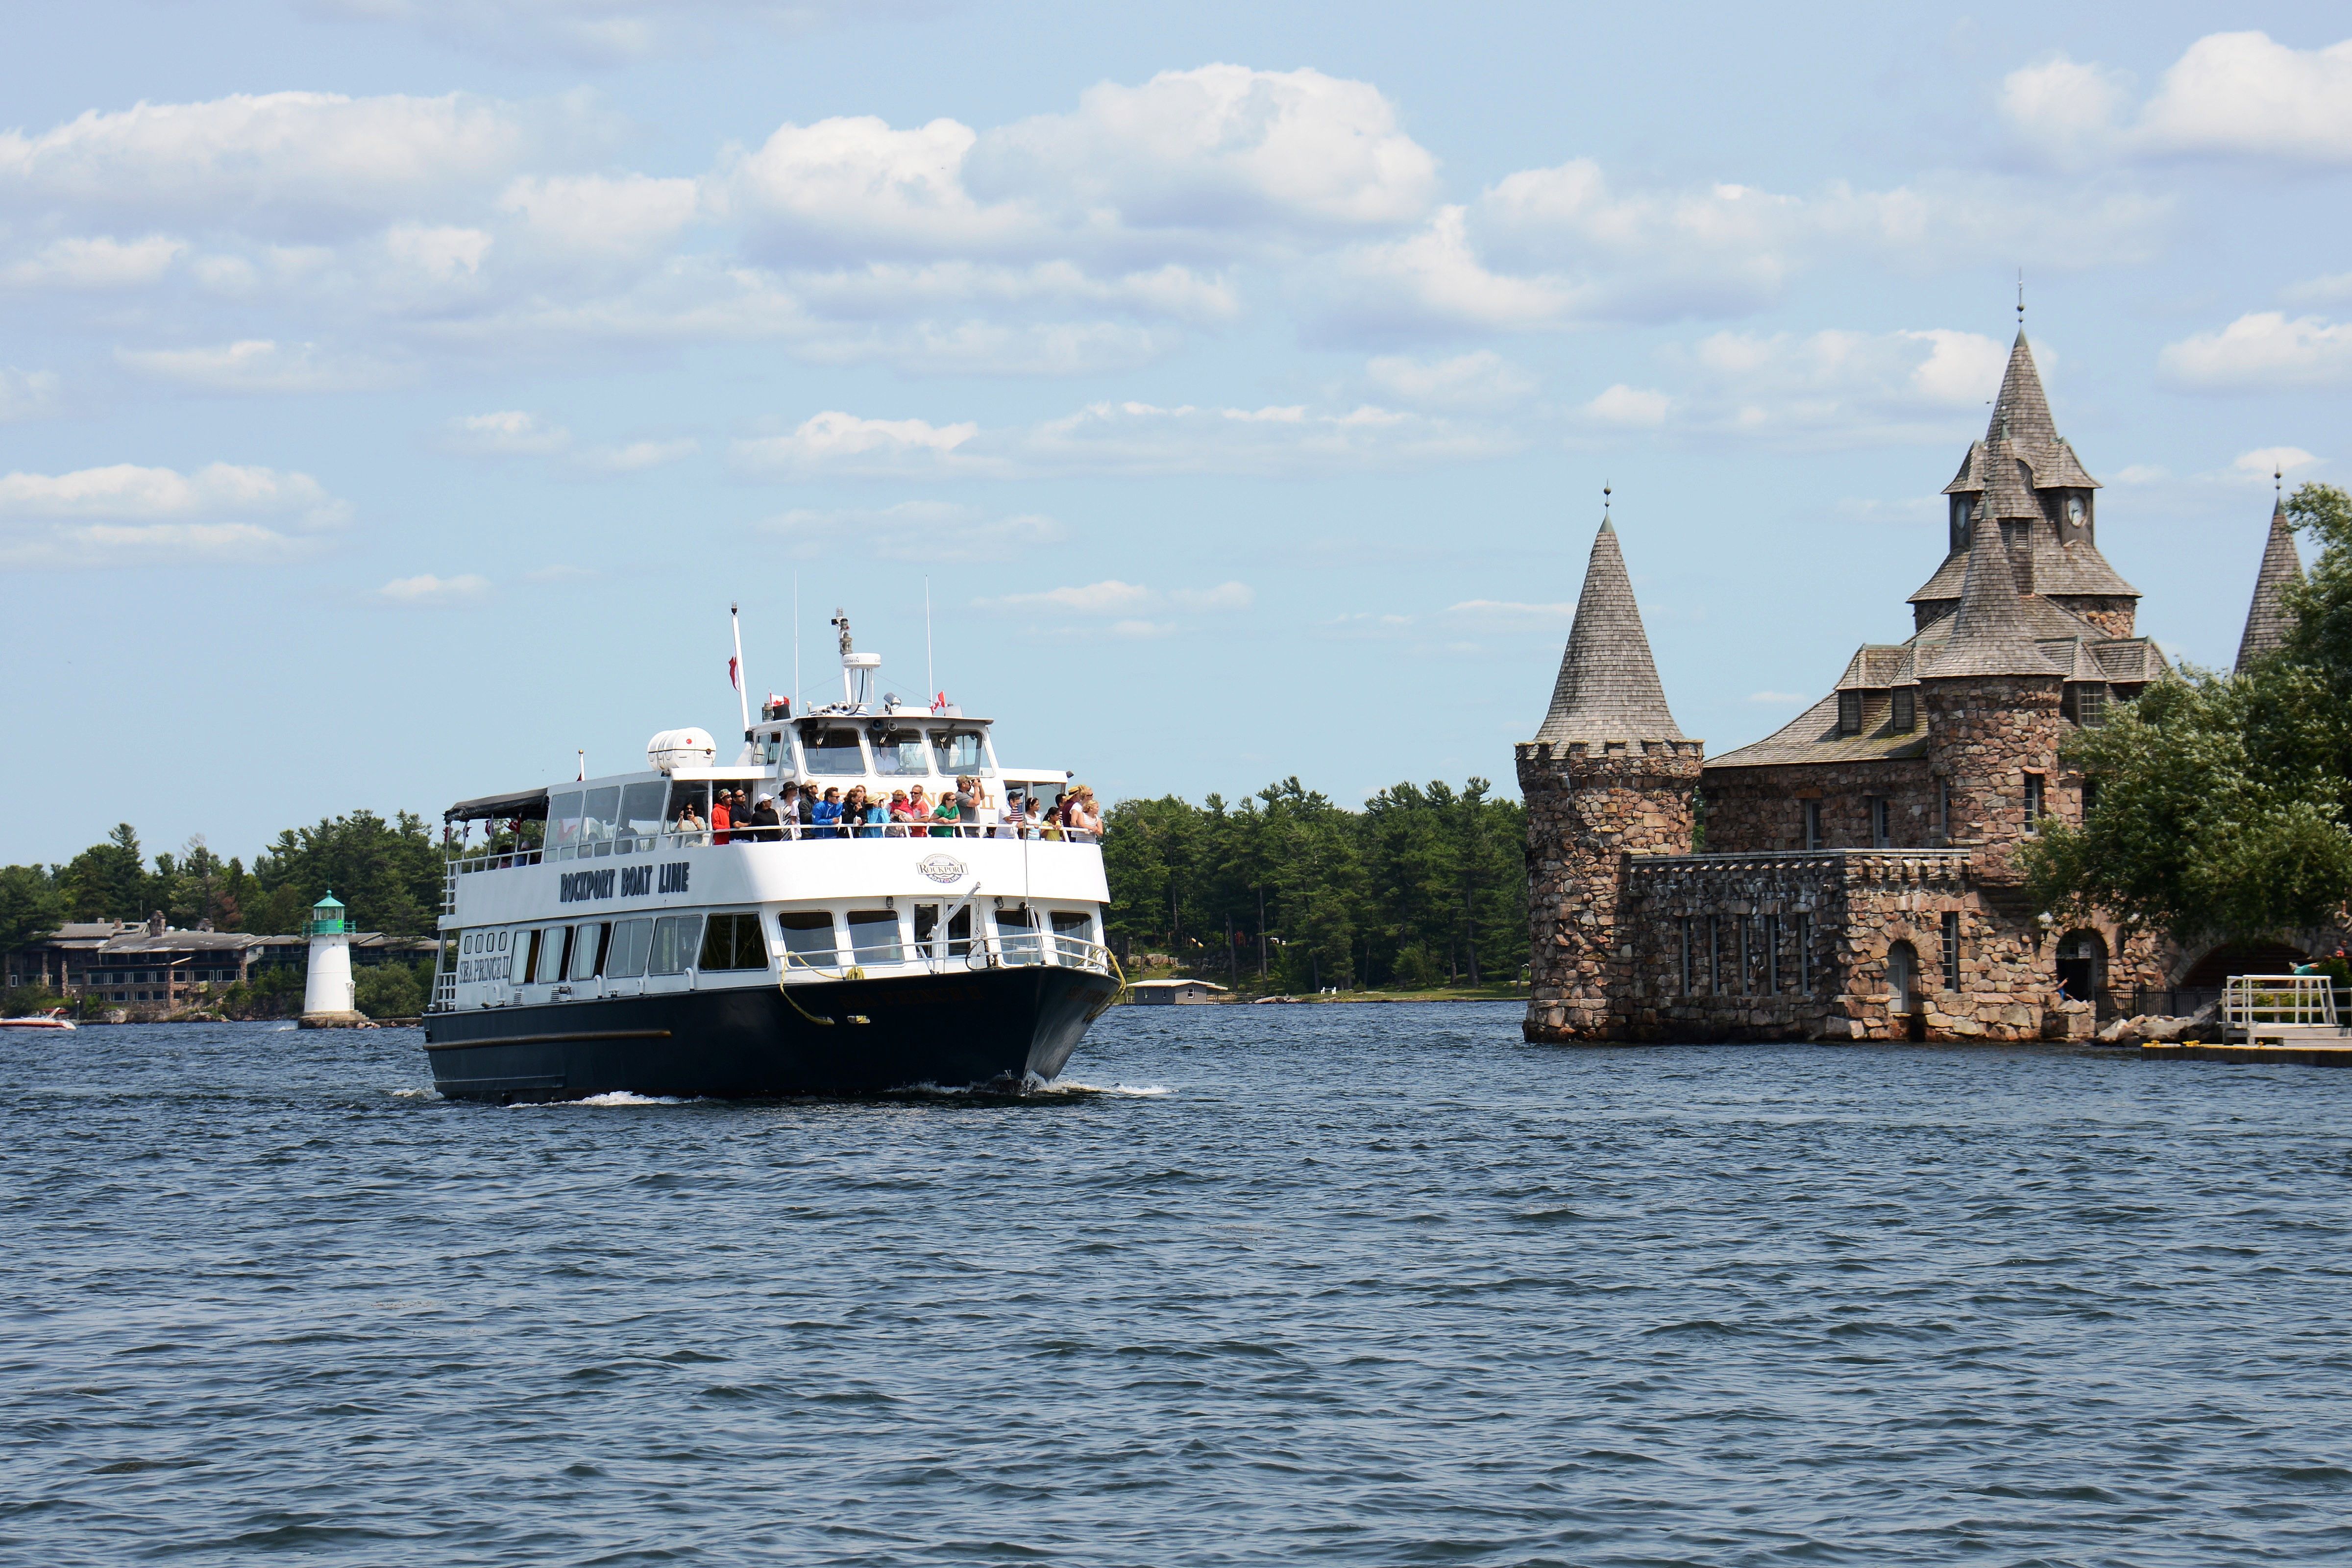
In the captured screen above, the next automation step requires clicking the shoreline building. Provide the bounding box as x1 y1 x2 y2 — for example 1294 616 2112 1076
1519 327 2304 1043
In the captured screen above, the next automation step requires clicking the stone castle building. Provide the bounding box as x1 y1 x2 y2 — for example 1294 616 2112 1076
1519 328 2308 1043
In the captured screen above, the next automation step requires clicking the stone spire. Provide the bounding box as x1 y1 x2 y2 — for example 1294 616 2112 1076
2235 495 2304 673
1985 331 2058 453
1921 506 2060 679
1534 517 1684 745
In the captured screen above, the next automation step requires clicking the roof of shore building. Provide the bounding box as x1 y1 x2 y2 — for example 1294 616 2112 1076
1910 332 2139 608
2236 497 2304 673
1532 516 1686 746
1708 327 2172 772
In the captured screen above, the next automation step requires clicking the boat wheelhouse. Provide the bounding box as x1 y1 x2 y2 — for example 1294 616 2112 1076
421 618 1116 1100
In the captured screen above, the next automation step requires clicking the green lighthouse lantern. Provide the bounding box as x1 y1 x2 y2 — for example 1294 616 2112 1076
308 892 354 936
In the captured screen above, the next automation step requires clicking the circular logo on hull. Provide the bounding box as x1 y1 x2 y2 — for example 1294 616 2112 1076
916 853 968 884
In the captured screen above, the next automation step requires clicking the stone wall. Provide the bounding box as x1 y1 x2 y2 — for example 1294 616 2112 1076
1518 737 1702 1043
1704 759 1937 853
1617 849 2167 1043
2047 598 2137 639
1922 675 2064 884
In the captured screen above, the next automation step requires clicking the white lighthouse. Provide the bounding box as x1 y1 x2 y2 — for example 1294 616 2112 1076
298 891 365 1028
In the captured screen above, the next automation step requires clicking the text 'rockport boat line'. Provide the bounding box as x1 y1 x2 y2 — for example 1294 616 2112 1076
422 613 1117 1101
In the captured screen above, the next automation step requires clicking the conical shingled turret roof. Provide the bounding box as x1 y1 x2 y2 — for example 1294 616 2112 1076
1919 508 2062 679
1986 330 2058 453
1534 517 1684 745
2236 498 2304 673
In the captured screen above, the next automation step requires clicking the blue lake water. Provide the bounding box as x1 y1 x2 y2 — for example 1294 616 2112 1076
3 1004 2350 1565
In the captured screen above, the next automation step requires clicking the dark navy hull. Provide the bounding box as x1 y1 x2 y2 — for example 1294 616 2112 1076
421 966 1117 1100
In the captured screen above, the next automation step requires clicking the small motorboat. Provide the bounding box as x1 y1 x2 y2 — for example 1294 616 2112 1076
0 1008 77 1030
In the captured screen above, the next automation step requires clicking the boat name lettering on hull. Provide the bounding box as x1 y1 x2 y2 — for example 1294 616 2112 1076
559 861 690 902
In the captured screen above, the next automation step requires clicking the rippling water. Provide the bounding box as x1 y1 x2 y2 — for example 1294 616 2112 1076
5 1005 2351 1565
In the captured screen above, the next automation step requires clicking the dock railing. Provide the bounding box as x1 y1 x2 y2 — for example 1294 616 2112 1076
2220 975 2345 1043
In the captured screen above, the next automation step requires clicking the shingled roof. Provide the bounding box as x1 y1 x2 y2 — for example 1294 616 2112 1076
2236 497 2304 673
1986 330 2059 453
1533 517 1685 745
1917 510 2064 679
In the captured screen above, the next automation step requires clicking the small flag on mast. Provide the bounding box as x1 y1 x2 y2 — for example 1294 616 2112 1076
728 656 740 690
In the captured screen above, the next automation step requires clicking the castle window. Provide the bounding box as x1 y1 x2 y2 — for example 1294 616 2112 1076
1678 918 1692 995
1803 799 1822 851
1952 498 1974 552
1942 911 1961 991
2069 684 2107 727
1891 688 1915 732
1738 918 1752 995
2082 778 2099 818
1765 914 1782 994
1837 691 1863 735
1869 796 1891 848
1708 915 1722 994
2023 773 2045 832
1796 913 1813 992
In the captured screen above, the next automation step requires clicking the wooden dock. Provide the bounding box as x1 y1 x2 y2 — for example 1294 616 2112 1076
2142 1041 2352 1067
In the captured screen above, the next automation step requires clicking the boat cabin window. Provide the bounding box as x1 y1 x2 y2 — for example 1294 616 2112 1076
569 922 606 981
995 905 1039 961
647 914 701 976
618 782 667 849
605 918 653 979
912 903 970 958
873 728 930 776
1051 909 1094 944
756 727 789 765
699 911 769 971
803 725 867 776
846 909 901 963
667 782 711 830
581 786 621 856
777 910 839 968
531 926 571 984
547 791 585 858
932 729 987 775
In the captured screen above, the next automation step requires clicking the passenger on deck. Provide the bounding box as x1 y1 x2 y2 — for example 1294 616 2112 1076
929 785 961 837
675 800 706 841
1068 785 1102 841
777 782 803 840
908 785 934 833
887 789 914 835
843 785 869 838
999 793 1027 839
710 791 733 845
812 787 843 838
862 794 889 838
955 775 982 837
748 795 783 843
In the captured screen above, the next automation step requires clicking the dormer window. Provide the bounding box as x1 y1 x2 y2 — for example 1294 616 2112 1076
1891 688 1915 732
1837 691 1863 735
1951 498 1974 552
2066 494 2085 526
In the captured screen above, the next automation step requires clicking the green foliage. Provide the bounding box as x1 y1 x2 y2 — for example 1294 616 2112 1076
4 982 64 1018
1103 776 1526 991
0 864 66 952
355 960 430 1019
219 965 306 1020
2021 481 2352 941
246 810 446 936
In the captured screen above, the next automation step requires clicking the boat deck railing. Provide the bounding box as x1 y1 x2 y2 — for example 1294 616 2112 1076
2220 974 2348 1042
781 932 1117 982
441 826 1099 912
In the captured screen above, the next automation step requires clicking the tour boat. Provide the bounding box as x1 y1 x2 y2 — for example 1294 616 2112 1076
0 1008 77 1030
422 615 1117 1101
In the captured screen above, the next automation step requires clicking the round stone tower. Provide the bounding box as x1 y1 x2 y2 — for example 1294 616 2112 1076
1519 514 1703 1042
298 891 365 1028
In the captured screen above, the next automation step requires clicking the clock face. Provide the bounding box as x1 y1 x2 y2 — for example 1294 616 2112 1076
2067 496 2085 523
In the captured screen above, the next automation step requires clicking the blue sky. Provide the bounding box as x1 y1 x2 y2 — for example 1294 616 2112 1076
5 2 2350 864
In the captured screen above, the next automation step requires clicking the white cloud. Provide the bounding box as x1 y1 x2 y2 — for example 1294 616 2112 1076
2160 312 2352 389
1581 384 1670 427
0 461 349 566
734 410 980 477
979 578 1254 621
763 499 1063 561
497 173 701 258
380 572 490 602
117 339 405 393
2003 33 2352 165
577 437 699 472
0 91 563 236
0 234 183 289
0 367 62 421
448 409 574 455
2232 446 2320 482
1614 326 2013 447
2283 272 2352 307
302 0 901 64
1364 350 1536 410
1444 599 1576 627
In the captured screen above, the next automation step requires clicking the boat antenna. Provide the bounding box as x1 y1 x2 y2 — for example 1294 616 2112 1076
793 573 801 711
730 602 751 737
925 575 935 705
576 749 585 782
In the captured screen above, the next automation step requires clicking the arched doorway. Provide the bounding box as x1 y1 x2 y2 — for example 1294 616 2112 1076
2056 930 2107 1006
2181 940 2308 987
1887 940 1923 1040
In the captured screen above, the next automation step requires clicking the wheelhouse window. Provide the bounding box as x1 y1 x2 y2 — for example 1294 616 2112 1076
1837 691 1863 736
546 791 585 859
618 782 667 850
1891 687 1915 732
932 729 987 776
873 729 931 776
776 910 839 969
803 726 867 776
581 786 621 856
